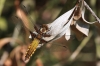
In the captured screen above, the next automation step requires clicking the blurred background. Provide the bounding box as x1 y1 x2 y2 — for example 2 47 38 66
0 0 100 66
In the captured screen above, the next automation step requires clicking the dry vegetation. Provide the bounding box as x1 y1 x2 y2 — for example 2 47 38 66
0 0 100 66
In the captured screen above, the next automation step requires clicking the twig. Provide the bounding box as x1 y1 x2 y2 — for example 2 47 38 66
0 51 9 65
84 1 100 23
10 23 21 46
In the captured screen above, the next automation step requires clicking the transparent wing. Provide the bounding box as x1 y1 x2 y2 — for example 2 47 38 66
49 43 68 52
36 35 74 51
14 4 35 32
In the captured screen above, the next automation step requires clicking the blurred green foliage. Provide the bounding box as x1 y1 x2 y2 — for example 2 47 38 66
0 17 7 31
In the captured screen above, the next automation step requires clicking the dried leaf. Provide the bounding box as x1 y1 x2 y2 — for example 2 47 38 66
82 1 100 28
76 20 89 36
58 14 74 40
81 6 97 24
65 28 71 40
47 7 75 36
71 0 98 39
71 25 85 40
42 7 76 41
0 38 12 49
10 45 27 65
70 0 89 40
36 58 43 66
73 6 81 21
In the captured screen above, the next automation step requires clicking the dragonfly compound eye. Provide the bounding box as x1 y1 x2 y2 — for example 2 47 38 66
40 28 47 33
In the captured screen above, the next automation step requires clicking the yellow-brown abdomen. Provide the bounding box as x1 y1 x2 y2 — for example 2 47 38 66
25 38 40 61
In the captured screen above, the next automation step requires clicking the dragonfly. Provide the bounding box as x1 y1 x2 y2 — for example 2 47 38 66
15 4 76 61
25 24 71 61
24 24 72 61
25 24 51 60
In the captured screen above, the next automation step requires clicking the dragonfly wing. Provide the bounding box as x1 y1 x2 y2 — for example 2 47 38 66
49 42 68 52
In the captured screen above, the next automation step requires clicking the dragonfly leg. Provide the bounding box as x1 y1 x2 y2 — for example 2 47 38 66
42 33 51 37
40 39 48 44
34 24 41 33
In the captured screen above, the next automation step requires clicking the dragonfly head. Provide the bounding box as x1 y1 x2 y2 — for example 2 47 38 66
40 24 48 33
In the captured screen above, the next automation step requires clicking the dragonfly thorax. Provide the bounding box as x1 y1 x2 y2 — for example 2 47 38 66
30 24 51 43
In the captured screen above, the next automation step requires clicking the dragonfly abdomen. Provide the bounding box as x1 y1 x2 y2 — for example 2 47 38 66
25 38 40 61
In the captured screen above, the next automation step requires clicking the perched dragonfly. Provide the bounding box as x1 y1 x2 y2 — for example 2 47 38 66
15 4 76 61
25 24 51 60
